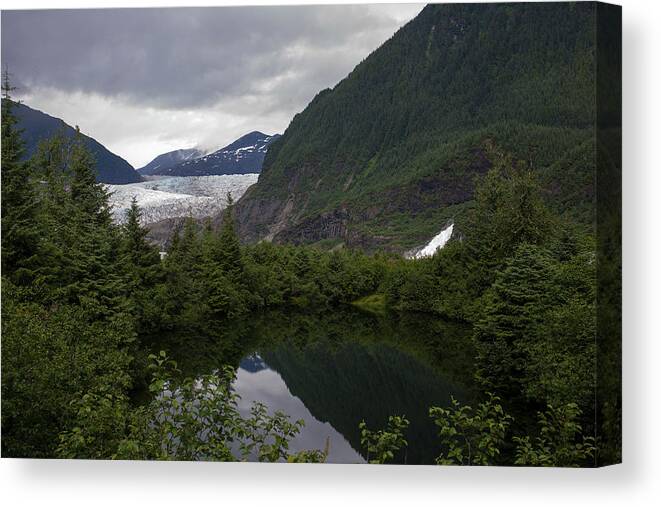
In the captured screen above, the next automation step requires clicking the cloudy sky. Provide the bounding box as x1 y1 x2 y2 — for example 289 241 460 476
1 3 423 168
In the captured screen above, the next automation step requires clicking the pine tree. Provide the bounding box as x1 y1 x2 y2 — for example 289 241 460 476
69 128 111 225
463 147 554 296
195 212 248 319
1 70 39 283
217 193 243 281
166 219 182 257
158 217 204 326
121 198 162 330
199 218 221 267
24 131 125 314
122 197 160 270
27 132 78 299
473 243 557 399
67 132 120 311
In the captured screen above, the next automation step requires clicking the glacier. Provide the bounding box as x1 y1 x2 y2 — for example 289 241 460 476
410 222 454 259
107 174 258 225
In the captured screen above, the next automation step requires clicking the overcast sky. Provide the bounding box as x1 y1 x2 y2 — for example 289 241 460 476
1 4 423 168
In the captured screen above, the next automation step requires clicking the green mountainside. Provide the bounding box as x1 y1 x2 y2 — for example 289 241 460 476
234 2 597 252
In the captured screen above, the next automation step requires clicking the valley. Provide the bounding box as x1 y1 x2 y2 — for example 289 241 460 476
107 174 258 226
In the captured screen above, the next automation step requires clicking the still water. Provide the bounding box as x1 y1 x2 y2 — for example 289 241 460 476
153 308 475 464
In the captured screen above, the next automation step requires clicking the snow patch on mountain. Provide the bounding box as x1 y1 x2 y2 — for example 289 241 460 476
107 174 258 225
408 222 454 259
138 148 204 176
159 132 280 176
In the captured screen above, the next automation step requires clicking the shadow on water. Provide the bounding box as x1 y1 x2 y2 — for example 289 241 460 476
146 306 475 464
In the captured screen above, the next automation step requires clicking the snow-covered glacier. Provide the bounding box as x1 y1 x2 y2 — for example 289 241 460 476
107 174 258 225
408 222 454 259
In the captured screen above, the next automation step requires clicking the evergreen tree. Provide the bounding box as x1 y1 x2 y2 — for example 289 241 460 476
121 197 162 330
27 132 79 300
178 216 201 263
465 147 553 267
22 131 125 314
198 219 235 319
68 152 122 313
158 217 204 326
217 193 243 280
473 243 556 399
460 148 555 303
522 245 597 413
122 197 160 270
1 71 39 283
70 129 112 225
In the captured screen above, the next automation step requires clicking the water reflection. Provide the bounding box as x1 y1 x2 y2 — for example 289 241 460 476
150 307 475 464
234 355 364 463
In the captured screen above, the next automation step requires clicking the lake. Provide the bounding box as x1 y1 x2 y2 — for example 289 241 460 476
149 307 475 464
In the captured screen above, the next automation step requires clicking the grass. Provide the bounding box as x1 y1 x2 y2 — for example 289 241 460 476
351 293 387 315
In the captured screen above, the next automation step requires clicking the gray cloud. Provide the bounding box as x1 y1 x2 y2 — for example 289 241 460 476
1 5 421 109
1 4 422 166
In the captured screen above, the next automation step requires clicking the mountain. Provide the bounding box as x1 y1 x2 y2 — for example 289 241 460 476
149 131 280 177
234 2 600 252
6 100 142 184
138 148 203 176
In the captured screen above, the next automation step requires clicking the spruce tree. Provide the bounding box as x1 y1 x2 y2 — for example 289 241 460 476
27 132 78 300
463 148 554 297
122 197 160 271
120 198 162 331
70 128 111 225
68 134 119 312
26 131 124 313
473 243 557 400
159 217 204 326
1 71 39 282
217 193 243 280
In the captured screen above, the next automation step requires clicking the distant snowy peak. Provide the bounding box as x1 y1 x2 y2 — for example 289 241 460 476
138 147 204 176
217 131 279 153
157 131 281 177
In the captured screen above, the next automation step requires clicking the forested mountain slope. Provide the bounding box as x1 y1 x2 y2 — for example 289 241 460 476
5 100 142 184
234 2 597 251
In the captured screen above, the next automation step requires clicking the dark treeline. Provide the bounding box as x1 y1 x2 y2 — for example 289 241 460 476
1 81 617 465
